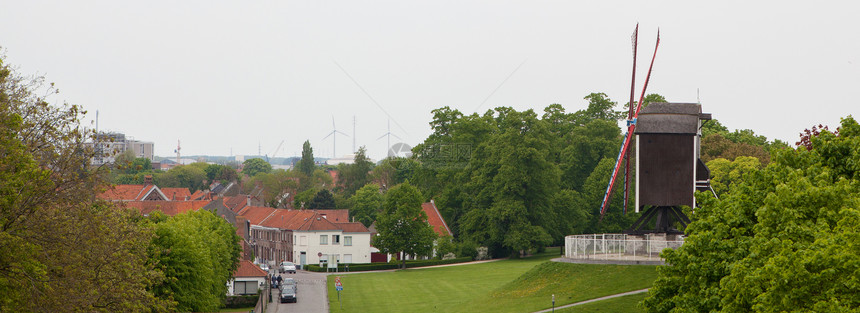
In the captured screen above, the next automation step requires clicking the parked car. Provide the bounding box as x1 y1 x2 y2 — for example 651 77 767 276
281 278 297 292
279 286 297 303
259 263 269 273
279 261 297 274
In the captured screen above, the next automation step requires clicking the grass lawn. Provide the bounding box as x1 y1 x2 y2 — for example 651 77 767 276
557 292 648 313
216 306 255 312
327 248 658 313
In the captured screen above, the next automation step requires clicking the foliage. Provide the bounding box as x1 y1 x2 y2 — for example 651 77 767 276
298 140 315 177
307 189 336 210
350 183 384 227
246 169 299 208
0 56 169 312
148 210 242 312
205 163 238 183
705 156 763 196
796 123 838 151
372 182 438 269
337 146 375 196
157 163 208 192
293 187 319 209
643 116 860 312
242 158 272 177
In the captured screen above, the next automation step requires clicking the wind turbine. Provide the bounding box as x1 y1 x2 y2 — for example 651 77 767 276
377 119 401 157
323 116 349 158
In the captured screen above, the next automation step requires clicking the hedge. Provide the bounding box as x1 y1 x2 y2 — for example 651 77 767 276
304 257 473 272
222 294 258 309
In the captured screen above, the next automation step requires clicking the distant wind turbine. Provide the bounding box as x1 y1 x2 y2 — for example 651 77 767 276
377 119 401 156
323 116 349 158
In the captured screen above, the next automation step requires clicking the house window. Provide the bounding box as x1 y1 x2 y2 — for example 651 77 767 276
234 281 259 295
320 235 328 245
344 236 352 246
332 235 340 245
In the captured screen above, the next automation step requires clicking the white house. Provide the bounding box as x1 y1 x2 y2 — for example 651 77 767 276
292 215 372 268
228 260 268 296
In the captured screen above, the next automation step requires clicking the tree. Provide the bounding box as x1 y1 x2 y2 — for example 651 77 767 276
205 163 238 183
0 55 170 312
157 163 207 192
148 210 241 312
242 158 272 177
643 116 860 312
458 108 557 256
307 189 336 210
298 140 315 177
350 183 384 227
337 146 374 196
372 182 437 269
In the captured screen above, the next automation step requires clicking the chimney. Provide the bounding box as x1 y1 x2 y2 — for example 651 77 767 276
246 195 251 207
144 175 153 186
172 192 176 201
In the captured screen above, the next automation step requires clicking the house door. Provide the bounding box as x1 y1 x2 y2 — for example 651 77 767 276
299 252 306 270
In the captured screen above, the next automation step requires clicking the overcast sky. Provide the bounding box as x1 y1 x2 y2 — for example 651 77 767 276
2 1 858 161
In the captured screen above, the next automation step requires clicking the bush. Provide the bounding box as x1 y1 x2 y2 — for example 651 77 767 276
222 294 258 309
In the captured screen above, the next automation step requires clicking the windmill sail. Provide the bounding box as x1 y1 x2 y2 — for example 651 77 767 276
600 29 660 217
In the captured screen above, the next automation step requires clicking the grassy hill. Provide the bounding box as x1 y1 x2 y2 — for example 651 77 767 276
327 249 658 312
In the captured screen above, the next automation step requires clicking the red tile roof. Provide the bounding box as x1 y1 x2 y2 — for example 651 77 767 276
161 187 192 200
238 206 278 225
316 209 349 223
260 210 315 229
99 184 166 201
122 200 211 216
422 201 452 237
295 213 342 231
336 222 370 233
234 260 268 278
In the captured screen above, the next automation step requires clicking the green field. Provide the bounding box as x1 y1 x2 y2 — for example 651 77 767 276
557 292 648 313
327 249 657 312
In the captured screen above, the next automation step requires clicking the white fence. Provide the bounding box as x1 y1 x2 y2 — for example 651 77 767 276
564 234 684 261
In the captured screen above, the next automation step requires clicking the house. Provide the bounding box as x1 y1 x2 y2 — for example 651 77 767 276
98 176 168 202
122 200 213 216
240 206 372 269
160 187 193 201
422 200 452 237
373 200 453 262
228 260 267 296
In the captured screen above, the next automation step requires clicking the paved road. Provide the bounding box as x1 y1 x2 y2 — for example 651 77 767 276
267 270 329 313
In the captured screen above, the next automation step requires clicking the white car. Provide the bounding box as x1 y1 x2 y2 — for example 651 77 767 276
259 263 270 273
279 261 297 274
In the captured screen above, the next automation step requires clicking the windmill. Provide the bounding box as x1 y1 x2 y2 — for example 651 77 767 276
377 119 401 157
323 116 349 158
599 25 714 234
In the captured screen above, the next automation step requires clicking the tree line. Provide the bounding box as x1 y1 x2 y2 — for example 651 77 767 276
0 55 240 312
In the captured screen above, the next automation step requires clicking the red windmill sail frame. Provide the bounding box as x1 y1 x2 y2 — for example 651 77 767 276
623 24 639 215
599 29 660 217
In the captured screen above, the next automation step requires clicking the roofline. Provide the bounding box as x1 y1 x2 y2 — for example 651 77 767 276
428 200 452 236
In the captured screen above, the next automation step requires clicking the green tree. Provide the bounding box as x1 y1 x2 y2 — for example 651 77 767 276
372 182 437 269
242 158 272 177
205 163 238 183
337 146 374 196
644 116 860 312
350 183 384 227
0 56 169 312
458 108 557 256
148 210 241 312
158 163 207 192
307 189 336 210
298 140 315 177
